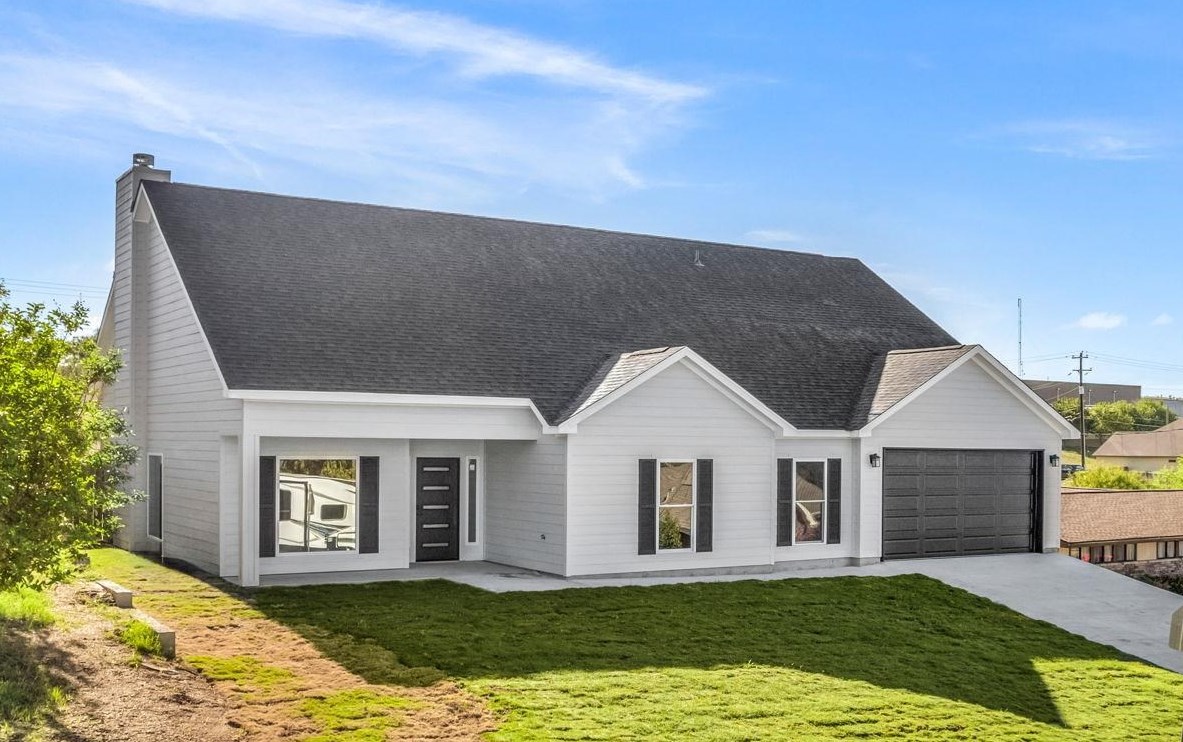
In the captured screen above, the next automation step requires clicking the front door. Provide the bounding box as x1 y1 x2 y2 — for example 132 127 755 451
415 457 460 561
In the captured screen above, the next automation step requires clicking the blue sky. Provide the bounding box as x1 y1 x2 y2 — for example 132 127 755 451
1 1 1181 394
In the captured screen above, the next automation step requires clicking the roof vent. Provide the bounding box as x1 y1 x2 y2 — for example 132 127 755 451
693 249 705 268
132 153 155 168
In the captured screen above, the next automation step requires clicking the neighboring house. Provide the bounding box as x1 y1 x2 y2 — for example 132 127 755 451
1060 487 1183 563
1093 419 1183 473
1022 380 1141 406
98 154 1077 587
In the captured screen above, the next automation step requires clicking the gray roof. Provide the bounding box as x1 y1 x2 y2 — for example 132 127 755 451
849 345 976 428
1094 419 1183 458
142 180 959 429
561 346 685 421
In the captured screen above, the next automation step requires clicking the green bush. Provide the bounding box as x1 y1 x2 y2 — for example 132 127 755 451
1065 465 1151 490
1150 463 1183 490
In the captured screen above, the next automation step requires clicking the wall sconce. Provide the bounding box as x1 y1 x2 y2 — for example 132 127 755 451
1050 453 1061 467
869 453 881 468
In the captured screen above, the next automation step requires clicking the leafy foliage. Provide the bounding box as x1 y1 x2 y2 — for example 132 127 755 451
1065 465 1152 490
0 285 136 589
1150 463 1183 489
1053 398 1176 437
658 509 683 549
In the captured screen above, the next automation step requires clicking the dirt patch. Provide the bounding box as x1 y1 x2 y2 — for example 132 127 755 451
24 582 241 742
84 553 497 740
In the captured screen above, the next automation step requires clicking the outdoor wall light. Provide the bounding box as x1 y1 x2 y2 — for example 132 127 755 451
1049 453 1061 467
869 453 881 468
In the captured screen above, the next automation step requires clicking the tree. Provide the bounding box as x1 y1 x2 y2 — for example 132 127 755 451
1052 398 1176 437
0 285 137 589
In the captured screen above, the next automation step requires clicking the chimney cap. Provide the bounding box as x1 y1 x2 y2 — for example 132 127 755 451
132 153 155 168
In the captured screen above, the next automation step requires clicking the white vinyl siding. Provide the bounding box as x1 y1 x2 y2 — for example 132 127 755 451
142 217 243 574
565 362 774 576
861 358 1063 558
484 437 566 574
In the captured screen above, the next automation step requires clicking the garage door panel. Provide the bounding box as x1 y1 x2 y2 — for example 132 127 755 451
882 448 1037 560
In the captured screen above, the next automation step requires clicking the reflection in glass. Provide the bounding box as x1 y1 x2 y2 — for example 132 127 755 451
278 458 357 553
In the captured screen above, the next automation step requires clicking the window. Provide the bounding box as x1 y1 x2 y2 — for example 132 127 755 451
147 454 162 540
277 458 357 553
1158 541 1182 559
794 461 826 544
320 503 347 521
1067 547 1082 559
1087 543 1137 563
657 461 694 550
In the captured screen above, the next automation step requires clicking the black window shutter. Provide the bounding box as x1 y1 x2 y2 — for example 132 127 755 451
827 458 842 544
776 458 794 546
696 459 714 552
359 456 380 554
259 456 277 558
638 459 657 555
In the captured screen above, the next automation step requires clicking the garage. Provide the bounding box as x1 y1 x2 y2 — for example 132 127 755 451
882 448 1042 560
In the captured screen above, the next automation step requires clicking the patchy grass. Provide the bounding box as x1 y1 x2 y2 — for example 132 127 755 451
87 549 260 621
187 654 297 699
298 689 418 742
0 588 65 738
0 587 55 628
254 575 1183 741
116 619 163 659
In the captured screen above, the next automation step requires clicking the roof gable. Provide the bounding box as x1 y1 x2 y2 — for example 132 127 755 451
141 180 959 429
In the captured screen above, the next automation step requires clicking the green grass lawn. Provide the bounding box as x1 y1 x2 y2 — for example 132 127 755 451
253 575 1183 740
0 587 66 739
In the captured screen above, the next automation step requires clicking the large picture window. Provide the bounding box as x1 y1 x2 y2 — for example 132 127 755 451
278 458 357 553
794 460 826 544
658 461 695 550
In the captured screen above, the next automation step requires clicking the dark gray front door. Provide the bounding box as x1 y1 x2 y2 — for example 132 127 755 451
882 449 1040 560
416 458 460 562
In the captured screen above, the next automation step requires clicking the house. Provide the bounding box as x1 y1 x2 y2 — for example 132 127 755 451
98 154 1077 586
1094 419 1183 473
1060 487 1183 563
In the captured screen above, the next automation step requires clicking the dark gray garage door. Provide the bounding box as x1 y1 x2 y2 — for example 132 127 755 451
882 449 1041 560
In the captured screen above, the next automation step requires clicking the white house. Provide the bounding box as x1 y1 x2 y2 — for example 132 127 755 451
98 154 1076 586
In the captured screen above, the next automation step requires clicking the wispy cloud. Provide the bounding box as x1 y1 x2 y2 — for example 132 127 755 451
1152 312 1174 326
1074 311 1127 330
996 119 1161 161
744 229 803 245
122 0 705 104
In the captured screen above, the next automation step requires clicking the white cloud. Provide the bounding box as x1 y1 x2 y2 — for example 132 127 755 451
1074 311 1127 330
997 119 1160 161
744 229 803 245
1152 313 1174 326
121 0 705 104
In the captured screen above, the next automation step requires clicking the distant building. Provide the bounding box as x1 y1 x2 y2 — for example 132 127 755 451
1145 396 1183 418
1094 419 1183 473
1022 380 1141 406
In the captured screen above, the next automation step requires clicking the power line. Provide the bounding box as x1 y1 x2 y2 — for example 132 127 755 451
1 278 109 291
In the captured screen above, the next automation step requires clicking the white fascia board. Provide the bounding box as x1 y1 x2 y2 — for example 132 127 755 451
857 346 1078 439
226 389 559 432
95 282 116 350
557 347 796 435
139 187 231 393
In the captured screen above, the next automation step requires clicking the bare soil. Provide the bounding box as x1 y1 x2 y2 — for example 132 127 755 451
23 572 495 741
28 583 241 742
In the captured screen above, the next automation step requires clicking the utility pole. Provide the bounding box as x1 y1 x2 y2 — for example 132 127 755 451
1072 351 1091 469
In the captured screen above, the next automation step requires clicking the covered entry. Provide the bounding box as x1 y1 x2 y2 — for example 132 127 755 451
882 448 1041 559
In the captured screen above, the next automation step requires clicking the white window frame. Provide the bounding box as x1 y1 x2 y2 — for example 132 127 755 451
791 458 828 546
146 452 163 542
276 455 360 557
656 459 697 552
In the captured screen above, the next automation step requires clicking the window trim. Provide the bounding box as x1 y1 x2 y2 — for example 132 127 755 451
146 452 163 542
1158 540 1182 560
791 458 829 546
275 455 360 556
655 459 696 552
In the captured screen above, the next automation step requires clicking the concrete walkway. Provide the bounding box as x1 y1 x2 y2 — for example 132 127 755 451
261 553 1183 673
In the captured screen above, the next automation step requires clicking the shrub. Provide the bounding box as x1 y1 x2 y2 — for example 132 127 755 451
1065 465 1151 490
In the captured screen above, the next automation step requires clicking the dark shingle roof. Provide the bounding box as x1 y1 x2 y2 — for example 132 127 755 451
849 345 976 428
142 180 958 429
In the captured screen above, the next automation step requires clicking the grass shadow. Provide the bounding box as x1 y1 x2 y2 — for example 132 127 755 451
250 573 1128 727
